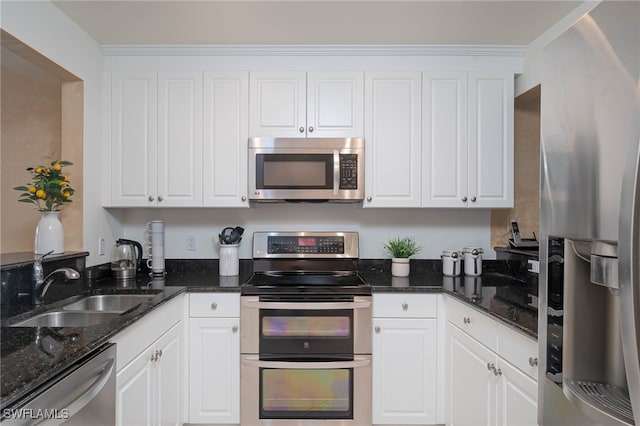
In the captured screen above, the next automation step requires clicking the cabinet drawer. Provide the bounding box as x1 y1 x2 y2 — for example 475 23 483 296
497 322 539 380
446 296 497 351
190 293 240 317
373 294 437 318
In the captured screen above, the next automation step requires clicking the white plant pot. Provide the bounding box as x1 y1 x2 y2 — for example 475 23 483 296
391 258 410 277
35 211 64 255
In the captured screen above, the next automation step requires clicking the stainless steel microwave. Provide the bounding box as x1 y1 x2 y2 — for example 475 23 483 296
248 137 364 202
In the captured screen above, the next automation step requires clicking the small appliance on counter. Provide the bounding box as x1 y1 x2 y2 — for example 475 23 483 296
111 239 142 281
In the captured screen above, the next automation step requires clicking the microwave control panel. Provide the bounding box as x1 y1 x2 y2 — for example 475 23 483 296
339 154 358 190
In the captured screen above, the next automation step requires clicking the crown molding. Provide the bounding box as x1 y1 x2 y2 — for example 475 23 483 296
101 44 526 57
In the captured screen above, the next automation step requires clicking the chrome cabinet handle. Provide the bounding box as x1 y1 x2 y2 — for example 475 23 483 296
463 317 471 324
367 196 372 202
308 126 314 133
487 363 494 371
462 196 468 202
158 196 164 202
529 357 539 367
151 352 157 362
299 127 305 133
402 303 408 311
494 368 502 376
470 196 477 202
211 302 218 310
375 326 381 334
148 196 155 202
158 349 162 358
241 196 247 201
232 325 238 333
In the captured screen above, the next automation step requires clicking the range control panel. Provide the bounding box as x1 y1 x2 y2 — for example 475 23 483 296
268 236 345 254
252 232 359 258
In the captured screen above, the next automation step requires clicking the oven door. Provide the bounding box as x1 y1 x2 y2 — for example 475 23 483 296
240 296 372 356
240 355 372 425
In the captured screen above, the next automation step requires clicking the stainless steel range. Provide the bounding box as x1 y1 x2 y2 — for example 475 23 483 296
240 232 372 426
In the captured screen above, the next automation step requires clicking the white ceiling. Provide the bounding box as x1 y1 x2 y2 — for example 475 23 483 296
52 1 583 46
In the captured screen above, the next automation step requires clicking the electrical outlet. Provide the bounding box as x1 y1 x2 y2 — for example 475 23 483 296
98 237 105 256
186 234 197 251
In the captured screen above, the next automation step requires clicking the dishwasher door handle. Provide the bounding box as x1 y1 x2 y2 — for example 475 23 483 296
62 357 115 420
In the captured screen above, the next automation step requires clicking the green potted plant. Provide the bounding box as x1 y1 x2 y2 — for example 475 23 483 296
383 237 421 277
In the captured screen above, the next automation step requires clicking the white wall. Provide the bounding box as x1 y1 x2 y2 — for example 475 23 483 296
1 0 118 267
120 206 493 260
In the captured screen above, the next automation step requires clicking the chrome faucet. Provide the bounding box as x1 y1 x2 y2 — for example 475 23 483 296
32 251 80 305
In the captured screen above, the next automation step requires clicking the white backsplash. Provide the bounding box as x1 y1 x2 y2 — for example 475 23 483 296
119 204 494 260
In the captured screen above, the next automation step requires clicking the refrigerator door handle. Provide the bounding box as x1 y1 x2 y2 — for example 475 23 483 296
618 136 640 424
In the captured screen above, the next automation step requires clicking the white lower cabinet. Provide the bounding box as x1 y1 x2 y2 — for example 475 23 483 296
111 295 185 426
372 294 438 425
445 297 537 426
188 293 240 424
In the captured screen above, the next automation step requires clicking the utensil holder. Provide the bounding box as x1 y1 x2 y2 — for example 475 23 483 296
219 244 239 276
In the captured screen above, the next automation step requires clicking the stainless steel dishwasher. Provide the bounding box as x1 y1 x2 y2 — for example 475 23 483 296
2 343 116 425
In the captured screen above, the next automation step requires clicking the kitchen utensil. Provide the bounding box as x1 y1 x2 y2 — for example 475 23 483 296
219 226 244 244
111 239 143 280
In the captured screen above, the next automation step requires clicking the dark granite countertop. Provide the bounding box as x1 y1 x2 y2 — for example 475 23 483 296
1 257 537 410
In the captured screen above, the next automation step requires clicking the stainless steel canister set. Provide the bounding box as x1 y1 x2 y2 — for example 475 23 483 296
441 247 484 277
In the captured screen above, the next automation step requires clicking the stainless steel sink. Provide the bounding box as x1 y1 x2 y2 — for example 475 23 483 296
62 294 154 312
10 311 121 327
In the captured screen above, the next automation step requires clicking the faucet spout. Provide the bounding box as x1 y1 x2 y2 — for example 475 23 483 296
33 267 80 305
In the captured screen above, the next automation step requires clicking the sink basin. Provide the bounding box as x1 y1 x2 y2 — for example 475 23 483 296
62 294 154 312
10 311 121 327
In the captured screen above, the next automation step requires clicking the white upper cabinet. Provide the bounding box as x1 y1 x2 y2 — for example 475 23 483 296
422 71 514 208
110 71 203 207
249 71 364 137
364 71 422 208
468 71 514 208
422 72 469 207
157 72 203 207
203 71 249 207
111 71 158 207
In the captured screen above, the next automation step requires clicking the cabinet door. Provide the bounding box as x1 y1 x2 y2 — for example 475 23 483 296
189 317 240 423
447 324 496 426
307 71 364 137
364 71 422 207
422 72 469 207
496 359 538 426
155 323 183 426
116 346 154 426
372 318 437 424
157 72 203 206
468 71 514 208
249 71 306 137
203 71 249 207
111 71 158 207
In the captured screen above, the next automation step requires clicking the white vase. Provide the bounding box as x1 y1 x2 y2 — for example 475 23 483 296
35 211 64 255
391 258 410 277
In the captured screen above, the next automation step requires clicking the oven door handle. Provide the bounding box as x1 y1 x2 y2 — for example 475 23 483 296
241 300 371 310
242 355 371 369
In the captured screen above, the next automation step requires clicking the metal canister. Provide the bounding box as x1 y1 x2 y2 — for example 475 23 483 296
462 247 484 276
441 250 461 276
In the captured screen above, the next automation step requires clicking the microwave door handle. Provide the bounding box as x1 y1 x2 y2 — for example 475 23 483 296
334 150 340 194
242 355 371 369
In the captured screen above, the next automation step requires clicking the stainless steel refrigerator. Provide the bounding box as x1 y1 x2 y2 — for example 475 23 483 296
539 1 640 425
